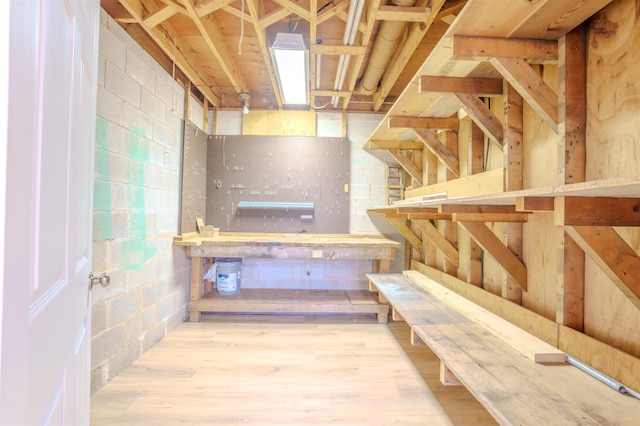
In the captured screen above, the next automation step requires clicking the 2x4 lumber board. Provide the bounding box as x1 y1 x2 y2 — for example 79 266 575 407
412 219 459 267
516 196 554 212
195 0 234 16
458 221 528 291
470 121 485 175
388 149 423 186
272 0 310 21
388 116 459 130
143 5 177 28
376 5 430 22
445 131 459 276
386 218 424 255
440 204 518 214
404 270 563 363
366 273 471 326
555 197 640 226
311 44 367 56
565 226 640 309
405 168 505 199
452 212 529 222
365 140 424 150
414 129 460 177
557 25 587 330
453 35 558 64
490 57 559 133
412 262 559 346
455 93 504 148
407 213 452 221
420 76 504 97
412 323 611 426
559 325 640 393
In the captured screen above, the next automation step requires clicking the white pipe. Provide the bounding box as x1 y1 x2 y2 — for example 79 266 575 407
566 355 640 400
331 0 365 108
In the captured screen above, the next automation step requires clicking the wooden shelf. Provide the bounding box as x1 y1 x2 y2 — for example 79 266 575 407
190 289 389 323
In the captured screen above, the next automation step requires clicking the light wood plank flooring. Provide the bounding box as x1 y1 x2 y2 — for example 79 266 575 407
91 314 496 425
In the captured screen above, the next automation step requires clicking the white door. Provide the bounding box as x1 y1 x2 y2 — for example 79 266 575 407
0 0 99 424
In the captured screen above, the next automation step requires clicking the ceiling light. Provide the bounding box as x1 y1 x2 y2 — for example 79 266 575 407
271 33 308 105
238 92 250 114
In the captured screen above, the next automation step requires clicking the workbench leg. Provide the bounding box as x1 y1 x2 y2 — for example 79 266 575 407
189 256 203 322
374 259 391 273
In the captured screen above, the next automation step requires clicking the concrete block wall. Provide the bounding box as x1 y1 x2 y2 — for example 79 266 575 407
90 9 190 394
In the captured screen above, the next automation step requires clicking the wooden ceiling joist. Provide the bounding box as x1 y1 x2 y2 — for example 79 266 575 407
311 45 368 56
419 76 504 97
566 226 640 310
195 0 235 16
376 6 431 22
388 116 459 130
389 149 423 186
118 0 222 106
453 35 558 64
183 0 249 93
272 0 311 21
143 5 177 28
459 221 528 291
414 129 460 177
259 7 293 29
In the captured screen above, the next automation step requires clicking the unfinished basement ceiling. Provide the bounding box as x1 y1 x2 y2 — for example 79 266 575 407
100 0 464 113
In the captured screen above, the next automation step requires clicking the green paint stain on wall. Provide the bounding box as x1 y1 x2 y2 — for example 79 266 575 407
93 181 112 211
93 211 113 241
93 117 112 239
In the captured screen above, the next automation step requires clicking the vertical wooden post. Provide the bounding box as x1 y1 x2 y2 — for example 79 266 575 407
503 83 524 303
189 251 203 322
468 121 484 286
557 25 587 331
445 130 458 276
425 151 438 267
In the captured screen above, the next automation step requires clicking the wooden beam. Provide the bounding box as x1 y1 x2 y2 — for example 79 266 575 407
195 0 235 16
445 130 458 275
389 149 423 186
183 0 248 93
371 0 446 111
118 0 221 106
366 140 424 150
490 57 559 133
272 0 310 21
555 197 640 226
453 35 558 64
565 226 640 309
414 129 460 177
557 25 587 331
469 121 485 174
516 197 554 212
440 204 517 214
452 212 529 223
311 90 352 98
412 219 459 267
311 44 367 56
504 82 524 304
258 7 293 29
386 218 424 255
458 221 528 291
245 0 284 106
405 168 504 199
316 0 350 25
376 6 430 22
389 116 459 130
455 93 503 148
143 5 177 28
407 213 452 221
420 76 504 97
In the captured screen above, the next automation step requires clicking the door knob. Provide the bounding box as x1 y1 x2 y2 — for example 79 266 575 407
89 272 110 289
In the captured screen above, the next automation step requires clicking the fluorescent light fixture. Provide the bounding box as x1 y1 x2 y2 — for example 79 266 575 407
271 33 308 105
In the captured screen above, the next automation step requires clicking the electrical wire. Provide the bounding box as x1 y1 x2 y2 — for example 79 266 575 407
238 0 245 54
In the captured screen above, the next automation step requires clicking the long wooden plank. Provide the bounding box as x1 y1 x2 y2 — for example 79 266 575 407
453 35 558 64
412 261 562 346
458 221 528 290
405 168 505 199
413 323 612 426
420 76 504 96
404 270 564 363
555 196 640 226
367 273 470 326
388 116 459 130
565 226 640 309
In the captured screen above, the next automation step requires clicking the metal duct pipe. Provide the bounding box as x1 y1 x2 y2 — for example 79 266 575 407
358 0 417 96
331 0 365 108
566 355 640 400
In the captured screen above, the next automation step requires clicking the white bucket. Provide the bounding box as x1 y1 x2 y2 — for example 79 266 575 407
216 258 241 295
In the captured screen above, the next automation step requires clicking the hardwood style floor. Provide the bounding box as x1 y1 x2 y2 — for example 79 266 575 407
91 314 496 425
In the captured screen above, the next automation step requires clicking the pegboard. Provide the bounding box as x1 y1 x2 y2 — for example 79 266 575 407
206 135 350 233
180 120 207 233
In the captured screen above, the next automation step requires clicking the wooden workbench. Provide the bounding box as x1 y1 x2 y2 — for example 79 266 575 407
173 232 401 322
